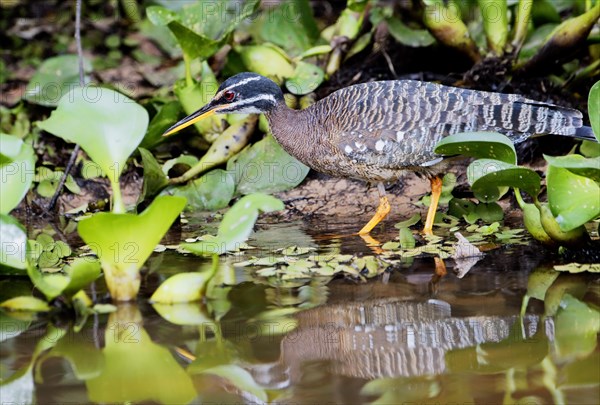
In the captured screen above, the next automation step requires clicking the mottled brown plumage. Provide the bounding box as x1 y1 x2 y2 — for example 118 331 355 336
163 72 594 235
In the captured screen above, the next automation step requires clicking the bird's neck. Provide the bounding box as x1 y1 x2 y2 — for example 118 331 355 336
265 102 316 163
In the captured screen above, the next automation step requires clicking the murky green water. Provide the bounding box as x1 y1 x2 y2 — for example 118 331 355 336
1 219 599 404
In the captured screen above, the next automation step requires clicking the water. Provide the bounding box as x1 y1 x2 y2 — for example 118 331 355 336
1 218 599 404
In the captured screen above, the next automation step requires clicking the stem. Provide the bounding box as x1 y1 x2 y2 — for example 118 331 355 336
111 179 125 214
48 0 85 211
183 53 193 88
512 0 533 56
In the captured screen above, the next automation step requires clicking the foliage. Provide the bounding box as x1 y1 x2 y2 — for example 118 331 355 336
435 126 599 246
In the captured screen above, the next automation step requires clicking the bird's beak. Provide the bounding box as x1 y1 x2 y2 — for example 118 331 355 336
162 103 224 137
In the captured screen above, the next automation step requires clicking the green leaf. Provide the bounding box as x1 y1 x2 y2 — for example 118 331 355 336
580 140 600 158
138 147 169 202
38 86 149 213
554 263 600 273
399 227 416 249
150 270 215 304
36 179 56 198
164 169 234 211
77 196 186 301
544 154 600 182
61 258 101 298
393 213 421 229
0 214 28 271
86 323 196 404
286 61 324 95
589 80 600 142
140 101 183 149
182 193 283 255
0 134 35 214
555 294 600 360
386 16 436 47
547 165 600 231
203 365 267 402
0 296 50 312
227 134 309 195
23 55 91 107
257 0 319 55
239 44 295 84
525 266 560 301
468 159 540 201
435 131 517 164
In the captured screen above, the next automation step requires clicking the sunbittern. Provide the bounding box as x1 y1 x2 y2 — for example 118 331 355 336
164 73 595 235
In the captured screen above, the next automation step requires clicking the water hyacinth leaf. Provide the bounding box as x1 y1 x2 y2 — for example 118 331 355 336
0 296 50 312
164 169 234 211
152 303 212 325
580 140 600 158
202 365 267 402
182 193 283 255
589 80 599 142
547 165 600 231
239 45 295 84
399 227 416 249
150 270 216 304
257 0 319 56
23 55 91 107
138 147 168 202
554 263 600 273
435 132 517 164
227 134 309 195
40 329 104 380
77 196 186 301
544 154 600 182
0 134 35 214
386 15 436 47
86 322 196 404
286 61 324 95
468 159 540 201
478 0 508 55
554 294 600 360
0 215 28 271
140 101 183 149
61 258 101 298
394 214 421 229
38 86 149 213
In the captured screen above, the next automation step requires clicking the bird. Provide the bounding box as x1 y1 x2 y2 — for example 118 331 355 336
163 72 595 235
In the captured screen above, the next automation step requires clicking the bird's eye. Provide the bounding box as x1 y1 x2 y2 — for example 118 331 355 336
223 90 235 101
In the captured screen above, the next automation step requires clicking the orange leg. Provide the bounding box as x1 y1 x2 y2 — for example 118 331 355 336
423 176 443 235
358 183 391 235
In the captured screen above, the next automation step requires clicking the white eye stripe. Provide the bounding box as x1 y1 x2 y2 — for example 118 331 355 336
221 94 277 110
220 76 262 93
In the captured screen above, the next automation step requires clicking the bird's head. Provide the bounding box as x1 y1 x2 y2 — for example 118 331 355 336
163 72 283 137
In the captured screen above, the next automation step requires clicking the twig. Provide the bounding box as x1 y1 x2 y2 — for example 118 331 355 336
48 0 84 211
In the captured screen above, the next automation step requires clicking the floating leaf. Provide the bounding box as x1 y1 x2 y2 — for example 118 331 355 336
182 194 283 255
77 196 186 301
544 154 600 182
61 258 101 298
399 227 416 249
38 86 149 213
554 263 600 273
435 132 517 164
227 134 309 195
0 134 35 214
23 55 91 107
547 165 600 231
0 214 27 271
0 296 50 312
164 169 234 211
393 213 421 229
150 270 215 304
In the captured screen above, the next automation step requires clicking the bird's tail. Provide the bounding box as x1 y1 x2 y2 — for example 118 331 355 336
573 125 597 142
